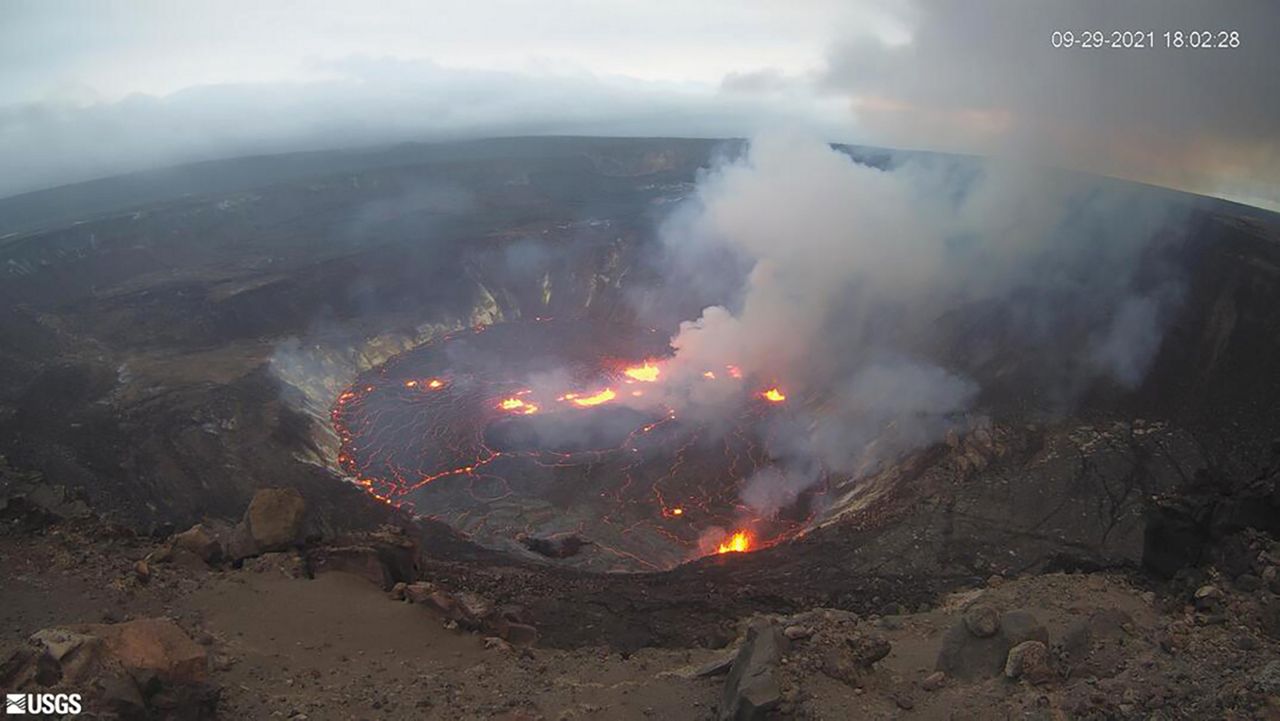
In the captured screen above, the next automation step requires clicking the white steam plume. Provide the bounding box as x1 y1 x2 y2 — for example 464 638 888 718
639 132 1186 517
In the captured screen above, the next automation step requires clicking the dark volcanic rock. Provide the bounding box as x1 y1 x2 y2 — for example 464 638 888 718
519 534 590 559
308 545 395 589
720 619 787 721
306 526 418 590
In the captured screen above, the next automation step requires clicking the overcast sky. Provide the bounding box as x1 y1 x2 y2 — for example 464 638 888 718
2 0 1277 209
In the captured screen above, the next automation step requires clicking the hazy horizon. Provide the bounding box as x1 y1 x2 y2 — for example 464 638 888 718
3 0 1278 209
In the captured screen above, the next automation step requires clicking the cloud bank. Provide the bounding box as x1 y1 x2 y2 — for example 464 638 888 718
817 0 1280 209
0 57 851 199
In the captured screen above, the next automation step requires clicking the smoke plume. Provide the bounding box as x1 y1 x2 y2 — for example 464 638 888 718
636 132 1187 516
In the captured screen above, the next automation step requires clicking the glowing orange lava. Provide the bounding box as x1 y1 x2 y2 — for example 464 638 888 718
717 530 751 554
761 388 786 403
726 365 743 379
702 370 716 379
498 397 539 414
427 378 445 389
571 388 616 407
623 362 661 382
671 507 683 516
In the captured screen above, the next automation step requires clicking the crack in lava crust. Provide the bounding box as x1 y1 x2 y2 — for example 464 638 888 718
331 319 824 571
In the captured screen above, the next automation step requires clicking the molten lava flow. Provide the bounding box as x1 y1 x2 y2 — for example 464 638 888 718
330 320 823 572
571 388 616 407
717 530 752 554
623 362 661 382
761 387 786 403
498 397 539 414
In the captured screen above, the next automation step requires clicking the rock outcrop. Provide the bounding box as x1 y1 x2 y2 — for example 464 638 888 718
720 619 787 721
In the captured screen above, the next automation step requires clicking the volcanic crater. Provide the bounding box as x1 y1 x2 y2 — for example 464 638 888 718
2 137 1279 652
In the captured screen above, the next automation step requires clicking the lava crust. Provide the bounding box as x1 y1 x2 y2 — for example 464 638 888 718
332 318 821 571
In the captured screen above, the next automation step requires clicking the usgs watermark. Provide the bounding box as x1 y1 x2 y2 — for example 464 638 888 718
5 693 82 715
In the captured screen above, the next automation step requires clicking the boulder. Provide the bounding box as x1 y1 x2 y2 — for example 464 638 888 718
403 581 437 604
24 628 105 684
820 631 891 686
2 619 216 719
720 620 787 721
783 625 813 641
501 623 539 647
1193 584 1224 612
306 526 419 589
963 604 1000 638
224 521 260 562
846 633 892 667
937 609 1048 681
1005 640 1053 684
420 590 460 618
922 671 947 691
79 618 208 684
173 524 223 563
455 592 494 627
244 488 306 551
519 534 589 558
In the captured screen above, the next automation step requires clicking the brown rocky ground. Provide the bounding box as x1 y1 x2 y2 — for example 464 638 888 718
4 481 1279 720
